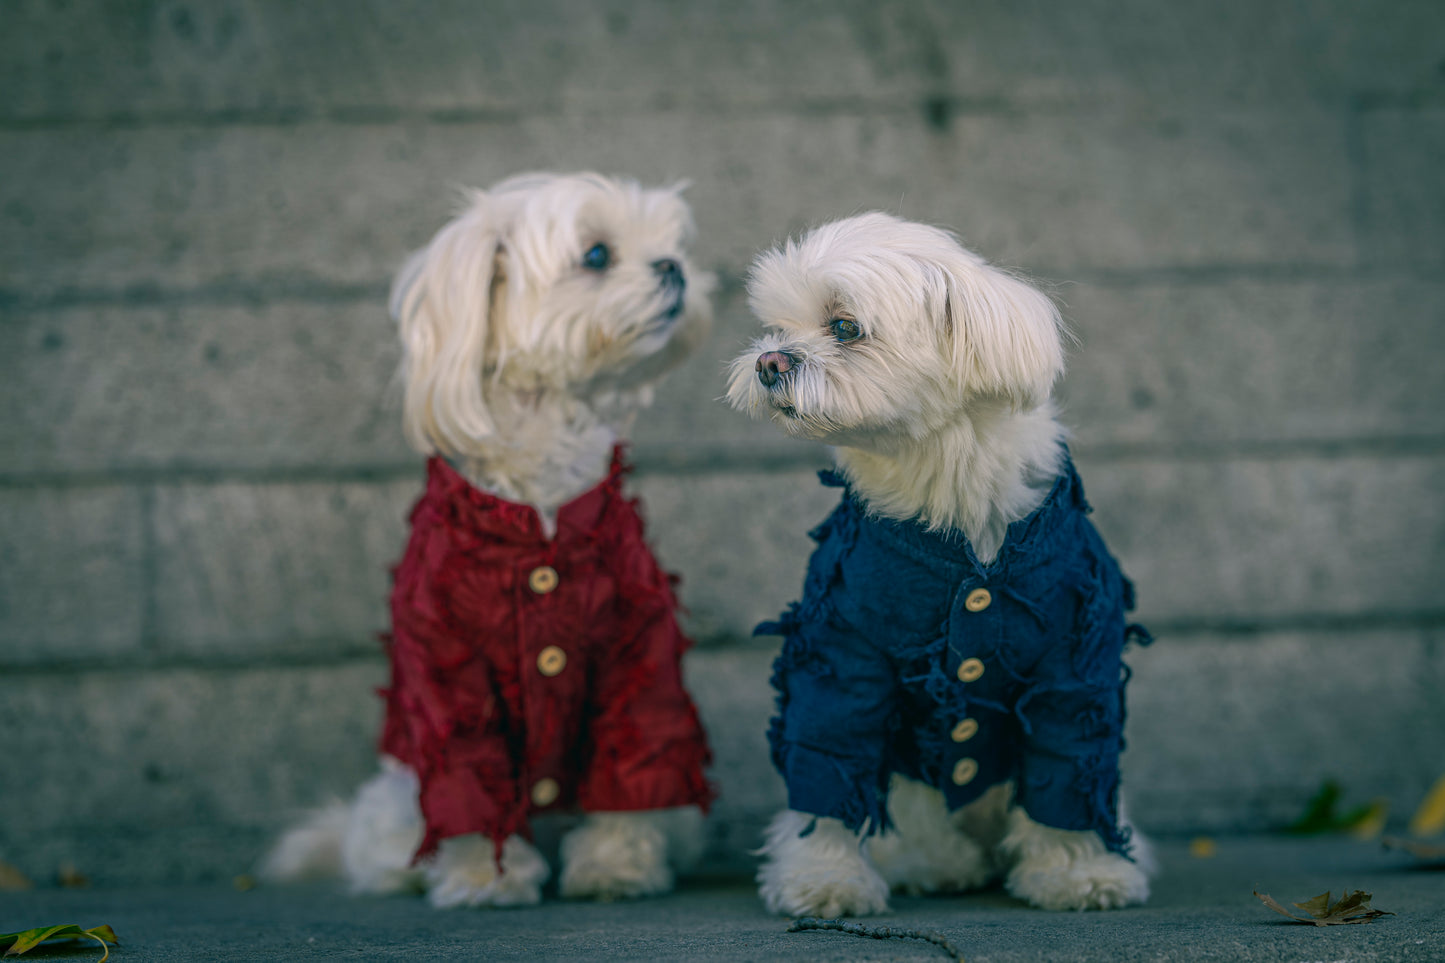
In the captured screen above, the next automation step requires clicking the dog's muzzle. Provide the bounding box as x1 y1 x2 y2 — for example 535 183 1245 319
654 259 686 319
755 350 798 388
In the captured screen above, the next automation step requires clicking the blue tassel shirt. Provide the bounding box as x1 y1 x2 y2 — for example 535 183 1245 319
758 459 1151 855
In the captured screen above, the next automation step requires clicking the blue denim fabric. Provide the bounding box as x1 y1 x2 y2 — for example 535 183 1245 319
757 457 1152 856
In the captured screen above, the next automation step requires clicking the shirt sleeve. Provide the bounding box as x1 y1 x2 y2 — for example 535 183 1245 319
1011 552 1134 855
577 600 714 814
768 605 898 834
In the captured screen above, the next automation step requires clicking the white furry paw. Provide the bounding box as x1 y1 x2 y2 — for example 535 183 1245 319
339 762 427 895
756 811 890 918
868 777 996 895
425 834 550 909
560 812 674 901
999 809 1150 911
260 799 350 883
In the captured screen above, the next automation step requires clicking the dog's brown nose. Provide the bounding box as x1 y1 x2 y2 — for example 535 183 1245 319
756 351 796 387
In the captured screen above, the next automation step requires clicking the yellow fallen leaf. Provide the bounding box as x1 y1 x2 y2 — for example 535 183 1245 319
0 923 117 962
1409 775 1445 837
1347 798 1389 841
1188 836 1217 858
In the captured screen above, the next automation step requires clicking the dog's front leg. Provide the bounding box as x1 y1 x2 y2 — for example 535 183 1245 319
756 810 890 917
559 808 702 900
424 833 550 909
996 806 1152 910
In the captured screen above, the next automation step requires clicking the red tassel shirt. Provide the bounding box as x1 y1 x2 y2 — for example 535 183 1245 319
380 450 713 860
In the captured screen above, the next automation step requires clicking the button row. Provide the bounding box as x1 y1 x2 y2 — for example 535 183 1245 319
950 588 990 789
528 567 564 809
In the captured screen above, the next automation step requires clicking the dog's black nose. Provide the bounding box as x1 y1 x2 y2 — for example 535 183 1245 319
652 259 684 290
756 350 797 387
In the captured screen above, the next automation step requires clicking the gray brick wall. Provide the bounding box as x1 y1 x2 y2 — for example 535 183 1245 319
3 0 1443 884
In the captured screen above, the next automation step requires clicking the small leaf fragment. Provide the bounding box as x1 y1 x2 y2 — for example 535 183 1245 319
1285 781 1389 837
1383 836 1445 862
56 862 89 889
1294 890 1334 917
1255 891 1303 921
0 862 32 891
1346 799 1390 840
1285 781 1343 834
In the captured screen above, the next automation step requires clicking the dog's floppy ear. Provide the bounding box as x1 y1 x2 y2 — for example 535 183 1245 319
937 252 1065 407
391 190 504 457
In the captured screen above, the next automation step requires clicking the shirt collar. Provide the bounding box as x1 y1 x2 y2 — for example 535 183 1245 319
822 452 1087 573
424 445 630 544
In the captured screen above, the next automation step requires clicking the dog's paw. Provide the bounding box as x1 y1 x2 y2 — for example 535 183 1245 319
1006 850 1149 910
761 864 892 918
425 834 549 909
756 811 890 917
868 776 998 895
998 809 1149 911
559 813 673 901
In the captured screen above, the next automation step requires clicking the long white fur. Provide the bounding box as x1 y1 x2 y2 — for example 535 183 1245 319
262 172 713 907
728 211 1151 914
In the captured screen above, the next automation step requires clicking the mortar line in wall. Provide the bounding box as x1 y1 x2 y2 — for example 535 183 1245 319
2 262 1438 315
1342 98 1372 266
0 278 388 312
1351 89 1445 111
7 87 1441 133
0 647 387 678
0 97 1033 132
2 435 1443 491
2 609 1443 679
1138 609 1445 639
138 485 160 653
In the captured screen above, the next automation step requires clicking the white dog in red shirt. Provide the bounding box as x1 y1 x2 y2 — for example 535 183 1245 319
262 172 715 908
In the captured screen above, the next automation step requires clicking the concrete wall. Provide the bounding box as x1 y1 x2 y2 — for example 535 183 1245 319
3 0 1443 883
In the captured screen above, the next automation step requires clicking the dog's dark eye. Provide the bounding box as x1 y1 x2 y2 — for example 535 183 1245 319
830 318 863 342
582 242 611 271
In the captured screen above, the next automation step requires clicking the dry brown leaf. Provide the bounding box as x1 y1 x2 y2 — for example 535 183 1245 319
1383 836 1445 862
1254 888 1394 926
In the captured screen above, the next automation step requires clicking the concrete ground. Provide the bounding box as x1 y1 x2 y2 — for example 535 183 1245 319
6 837 1443 962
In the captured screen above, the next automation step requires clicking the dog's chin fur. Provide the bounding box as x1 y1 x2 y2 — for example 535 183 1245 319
734 212 1152 914
261 172 712 906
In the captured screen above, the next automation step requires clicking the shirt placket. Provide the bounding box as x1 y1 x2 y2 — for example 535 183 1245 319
943 581 997 807
519 546 568 812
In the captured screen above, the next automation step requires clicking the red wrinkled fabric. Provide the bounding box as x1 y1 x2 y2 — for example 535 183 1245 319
379 448 714 862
